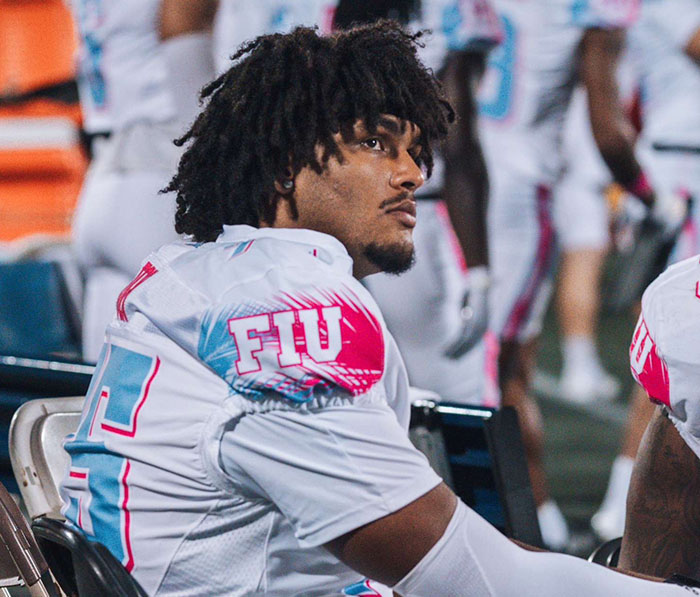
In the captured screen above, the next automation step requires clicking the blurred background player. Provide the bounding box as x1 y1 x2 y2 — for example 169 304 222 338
69 0 217 362
338 0 502 408
621 255 700 579
591 0 700 542
476 0 672 550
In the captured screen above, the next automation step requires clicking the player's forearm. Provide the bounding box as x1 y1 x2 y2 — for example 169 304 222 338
593 124 652 205
443 146 490 268
582 27 653 205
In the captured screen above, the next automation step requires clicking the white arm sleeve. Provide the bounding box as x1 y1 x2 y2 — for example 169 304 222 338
394 501 698 597
219 401 442 547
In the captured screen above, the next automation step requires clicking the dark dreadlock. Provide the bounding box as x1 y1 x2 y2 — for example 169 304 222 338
164 20 454 242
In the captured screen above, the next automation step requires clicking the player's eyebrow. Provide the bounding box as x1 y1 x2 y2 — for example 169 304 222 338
376 115 403 136
376 115 422 145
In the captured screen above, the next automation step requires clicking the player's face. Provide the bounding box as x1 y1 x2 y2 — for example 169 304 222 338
292 115 424 278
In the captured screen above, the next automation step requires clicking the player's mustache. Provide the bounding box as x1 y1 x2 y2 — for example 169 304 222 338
379 191 414 210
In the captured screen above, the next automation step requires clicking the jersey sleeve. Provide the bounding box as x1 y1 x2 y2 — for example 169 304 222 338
574 0 639 29
649 0 700 51
630 256 700 459
219 401 442 547
197 264 386 405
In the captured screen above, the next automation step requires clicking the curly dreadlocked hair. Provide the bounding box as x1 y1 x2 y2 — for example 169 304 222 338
164 20 454 242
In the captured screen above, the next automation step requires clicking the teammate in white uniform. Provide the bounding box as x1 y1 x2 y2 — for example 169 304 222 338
478 0 655 550
630 0 700 261
70 0 217 362
58 23 698 597
621 255 700 579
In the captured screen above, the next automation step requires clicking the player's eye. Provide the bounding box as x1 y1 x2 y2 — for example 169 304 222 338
362 137 385 151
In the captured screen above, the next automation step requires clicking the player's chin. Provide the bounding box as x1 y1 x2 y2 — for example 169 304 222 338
364 239 415 275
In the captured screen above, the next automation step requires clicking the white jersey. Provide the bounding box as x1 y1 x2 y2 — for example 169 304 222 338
213 0 337 73
69 0 178 133
478 0 638 184
59 225 440 596
630 255 700 460
213 0 502 197
629 0 700 151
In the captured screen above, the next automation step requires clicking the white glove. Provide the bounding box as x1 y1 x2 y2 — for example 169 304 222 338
648 190 690 239
444 266 490 359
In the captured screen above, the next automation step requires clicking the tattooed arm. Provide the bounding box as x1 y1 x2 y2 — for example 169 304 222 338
619 406 700 578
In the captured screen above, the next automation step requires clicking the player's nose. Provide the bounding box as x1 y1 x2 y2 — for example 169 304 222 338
391 150 424 192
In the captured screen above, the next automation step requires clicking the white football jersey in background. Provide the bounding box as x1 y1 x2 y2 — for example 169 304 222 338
69 0 178 134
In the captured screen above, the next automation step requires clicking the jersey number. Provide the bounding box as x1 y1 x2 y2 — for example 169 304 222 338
64 344 160 572
478 15 516 121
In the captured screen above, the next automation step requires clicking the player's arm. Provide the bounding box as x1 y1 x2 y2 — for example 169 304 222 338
440 50 489 269
685 27 700 64
580 28 652 205
158 0 218 40
619 406 700 579
440 50 491 358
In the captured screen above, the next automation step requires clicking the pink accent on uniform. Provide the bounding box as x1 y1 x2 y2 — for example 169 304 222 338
626 170 653 201
502 185 554 341
696 281 700 300
275 287 385 395
102 357 161 437
69 470 87 479
321 4 336 34
117 262 158 322
629 317 670 407
121 459 135 572
435 200 468 273
482 331 501 408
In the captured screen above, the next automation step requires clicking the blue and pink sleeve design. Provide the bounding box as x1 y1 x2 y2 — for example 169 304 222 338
198 284 385 403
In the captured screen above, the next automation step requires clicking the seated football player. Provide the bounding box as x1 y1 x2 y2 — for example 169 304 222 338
621 255 700 579
59 21 699 597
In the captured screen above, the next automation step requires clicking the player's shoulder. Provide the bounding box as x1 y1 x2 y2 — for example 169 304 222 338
640 255 700 351
642 255 700 311
151 227 389 406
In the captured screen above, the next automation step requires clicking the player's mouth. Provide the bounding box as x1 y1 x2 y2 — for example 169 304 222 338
383 195 417 228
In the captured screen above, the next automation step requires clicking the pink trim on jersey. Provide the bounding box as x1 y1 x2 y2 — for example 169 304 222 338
435 201 468 273
89 390 109 438
629 317 670 407
117 262 158 322
501 185 554 341
482 331 501 408
121 459 135 573
102 357 161 437
69 470 87 479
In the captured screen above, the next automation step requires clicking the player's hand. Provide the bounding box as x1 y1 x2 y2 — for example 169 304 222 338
648 190 691 239
444 266 490 359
